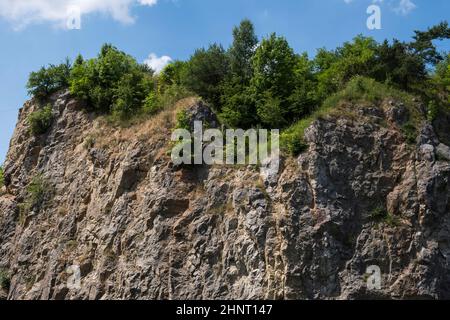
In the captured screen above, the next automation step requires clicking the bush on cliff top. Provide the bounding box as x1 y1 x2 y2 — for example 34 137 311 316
70 44 156 119
280 77 419 156
26 59 71 101
25 21 449 154
321 76 414 110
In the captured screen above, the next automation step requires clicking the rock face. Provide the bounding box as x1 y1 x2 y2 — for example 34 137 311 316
0 91 449 300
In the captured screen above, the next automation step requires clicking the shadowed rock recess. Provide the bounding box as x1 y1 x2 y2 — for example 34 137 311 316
0 90 449 300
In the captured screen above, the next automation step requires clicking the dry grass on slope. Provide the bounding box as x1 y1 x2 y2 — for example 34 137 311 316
92 97 200 152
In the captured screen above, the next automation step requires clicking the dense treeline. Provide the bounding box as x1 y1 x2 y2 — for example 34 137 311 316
179 19 449 129
26 20 449 153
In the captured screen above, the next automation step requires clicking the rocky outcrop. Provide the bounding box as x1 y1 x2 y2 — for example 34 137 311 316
0 91 449 300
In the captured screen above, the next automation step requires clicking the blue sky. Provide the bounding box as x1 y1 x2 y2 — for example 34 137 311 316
0 0 449 163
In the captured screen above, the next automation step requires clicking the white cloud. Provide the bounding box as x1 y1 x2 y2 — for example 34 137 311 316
144 53 172 73
0 0 158 29
138 0 157 4
394 0 416 15
343 0 416 15
344 0 417 16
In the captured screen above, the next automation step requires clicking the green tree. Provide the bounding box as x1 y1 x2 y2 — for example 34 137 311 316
183 44 230 108
250 33 297 127
219 20 259 128
335 35 377 82
159 60 188 89
228 19 258 82
220 82 257 128
73 54 84 67
257 91 285 128
313 48 339 103
70 44 154 117
288 53 317 119
251 33 297 99
432 53 450 106
370 38 429 92
411 21 450 65
369 23 450 92
438 54 450 100
314 36 377 102
27 59 72 100
70 58 96 102
112 69 153 119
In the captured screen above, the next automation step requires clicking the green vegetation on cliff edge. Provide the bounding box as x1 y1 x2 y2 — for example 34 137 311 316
26 20 449 156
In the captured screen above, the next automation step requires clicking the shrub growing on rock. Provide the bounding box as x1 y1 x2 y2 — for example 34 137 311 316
18 174 52 224
28 105 54 135
0 268 10 291
70 44 155 118
26 59 71 100
175 109 191 130
0 166 4 189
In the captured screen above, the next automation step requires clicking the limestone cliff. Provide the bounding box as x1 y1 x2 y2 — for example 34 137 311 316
0 90 449 300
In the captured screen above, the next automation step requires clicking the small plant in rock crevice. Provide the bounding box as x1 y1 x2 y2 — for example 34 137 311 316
369 205 400 227
18 174 52 224
0 268 10 291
